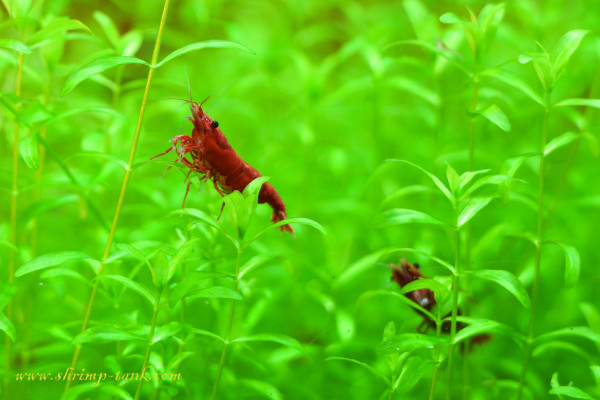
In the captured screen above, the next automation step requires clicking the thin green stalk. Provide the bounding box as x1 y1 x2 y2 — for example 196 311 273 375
468 76 479 171
428 310 443 400
5 50 24 397
462 71 479 399
134 298 161 400
446 215 461 400
516 98 550 400
64 0 171 392
211 247 242 400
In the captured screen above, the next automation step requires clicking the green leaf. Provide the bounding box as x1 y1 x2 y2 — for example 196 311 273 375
383 40 469 75
335 309 355 342
243 217 326 246
0 312 16 342
546 242 580 287
240 379 283 400
377 333 447 354
465 270 530 309
459 169 490 192
18 133 39 170
478 104 511 132
535 327 600 345
232 333 304 354
16 251 91 277
152 322 181 343
27 18 90 48
554 98 600 109
375 208 446 228
185 327 225 343
0 38 31 54
357 290 438 324
188 286 242 301
326 357 390 385
167 208 236 244
458 197 493 227
387 159 454 202
591 365 600 387
167 238 202 282
40 268 90 285
99 385 134 400
549 372 595 399
96 275 156 306
446 164 460 194
394 356 434 393
61 56 150 96
544 132 578 156
551 30 589 77
480 68 544 106
453 317 525 347
93 11 121 50
168 272 233 307
400 278 450 304
238 254 276 280
439 12 461 24
73 326 145 343
155 40 254 68
582 131 599 156
337 248 393 286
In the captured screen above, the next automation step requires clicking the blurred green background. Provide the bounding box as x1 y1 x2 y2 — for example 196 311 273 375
2 0 600 399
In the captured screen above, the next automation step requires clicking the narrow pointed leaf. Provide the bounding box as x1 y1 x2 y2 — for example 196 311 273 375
535 326 600 345
16 251 91 277
478 104 511 131
554 98 600 109
458 197 493 227
387 160 454 202
232 333 304 354
188 286 242 300
73 326 145 343
439 12 461 24
326 357 390 385
453 317 525 346
376 208 447 228
377 333 447 355
18 133 39 170
465 269 530 308
552 30 589 75
238 254 276 280
0 313 16 342
156 40 254 68
547 242 580 287
97 275 156 306
61 56 149 96
544 132 578 156
240 380 283 400
0 38 31 54
481 68 544 106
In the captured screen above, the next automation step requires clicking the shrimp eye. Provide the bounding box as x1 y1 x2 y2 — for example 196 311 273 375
211 120 219 128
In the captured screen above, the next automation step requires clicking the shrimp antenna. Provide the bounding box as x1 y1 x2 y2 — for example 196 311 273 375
185 66 194 105
153 97 192 104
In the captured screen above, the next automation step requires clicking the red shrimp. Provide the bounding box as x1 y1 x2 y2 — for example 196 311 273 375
152 97 294 235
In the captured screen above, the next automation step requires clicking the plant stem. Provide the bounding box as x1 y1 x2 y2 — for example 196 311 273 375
429 311 443 400
64 0 171 392
211 247 242 400
468 76 479 171
446 214 462 400
5 50 24 397
516 97 550 400
134 298 161 400
462 71 479 398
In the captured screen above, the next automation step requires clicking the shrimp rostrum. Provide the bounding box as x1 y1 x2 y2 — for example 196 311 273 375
152 97 294 235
